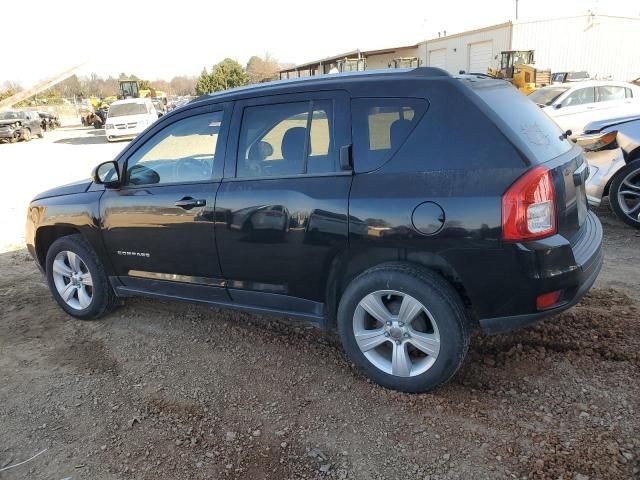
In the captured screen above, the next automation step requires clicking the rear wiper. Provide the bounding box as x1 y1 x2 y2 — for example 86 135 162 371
559 129 572 140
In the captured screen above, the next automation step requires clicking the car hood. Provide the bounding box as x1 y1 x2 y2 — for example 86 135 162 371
32 178 93 201
583 113 640 133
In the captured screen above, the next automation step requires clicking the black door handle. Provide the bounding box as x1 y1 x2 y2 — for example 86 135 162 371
175 197 206 209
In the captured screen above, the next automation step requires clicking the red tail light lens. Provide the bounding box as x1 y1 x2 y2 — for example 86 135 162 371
536 290 562 310
502 166 556 241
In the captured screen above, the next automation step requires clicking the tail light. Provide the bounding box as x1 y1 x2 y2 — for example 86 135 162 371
574 130 617 152
502 166 556 241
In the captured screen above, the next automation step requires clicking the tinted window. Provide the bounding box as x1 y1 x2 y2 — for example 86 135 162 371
237 100 337 178
475 83 572 163
597 86 626 102
562 88 595 106
351 98 427 172
126 112 222 186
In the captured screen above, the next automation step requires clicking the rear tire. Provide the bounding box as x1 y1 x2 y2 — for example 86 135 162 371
45 234 118 320
609 160 640 229
337 262 470 393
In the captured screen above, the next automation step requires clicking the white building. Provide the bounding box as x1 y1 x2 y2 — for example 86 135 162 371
418 14 640 81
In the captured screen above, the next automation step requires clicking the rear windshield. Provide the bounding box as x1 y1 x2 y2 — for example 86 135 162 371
528 87 568 106
109 103 148 117
472 82 573 163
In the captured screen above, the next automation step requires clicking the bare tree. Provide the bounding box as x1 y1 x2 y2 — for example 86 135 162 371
246 53 281 84
170 76 197 96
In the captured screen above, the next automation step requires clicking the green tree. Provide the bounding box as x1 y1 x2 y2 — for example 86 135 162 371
195 67 212 95
210 58 248 92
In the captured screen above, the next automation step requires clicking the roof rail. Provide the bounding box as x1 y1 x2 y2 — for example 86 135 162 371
407 67 451 78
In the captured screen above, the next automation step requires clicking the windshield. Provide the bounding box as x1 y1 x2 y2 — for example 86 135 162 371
0 111 23 120
108 103 148 118
528 87 569 106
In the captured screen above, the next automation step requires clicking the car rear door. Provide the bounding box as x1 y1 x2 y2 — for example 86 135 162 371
100 102 231 301
214 91 352 316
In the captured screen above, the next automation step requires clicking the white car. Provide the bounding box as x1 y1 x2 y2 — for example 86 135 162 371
104 98 159 142
528 81 640 137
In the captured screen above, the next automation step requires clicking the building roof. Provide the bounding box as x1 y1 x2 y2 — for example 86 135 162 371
279 44 420 74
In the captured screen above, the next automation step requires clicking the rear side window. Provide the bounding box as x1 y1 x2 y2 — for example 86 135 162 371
237 100 337 178
474 83 572 163
351 98 427 172
597 86 626 102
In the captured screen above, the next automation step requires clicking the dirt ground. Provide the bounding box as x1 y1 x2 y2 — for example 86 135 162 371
0 129 639 479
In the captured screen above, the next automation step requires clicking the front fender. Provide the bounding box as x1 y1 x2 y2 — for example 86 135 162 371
27 191 112 275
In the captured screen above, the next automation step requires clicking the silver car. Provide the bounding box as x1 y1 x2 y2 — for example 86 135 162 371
580 114 640 228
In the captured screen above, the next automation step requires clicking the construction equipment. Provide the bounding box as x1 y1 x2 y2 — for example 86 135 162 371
488 50 551 95
118 80 141 99
389 57 421 69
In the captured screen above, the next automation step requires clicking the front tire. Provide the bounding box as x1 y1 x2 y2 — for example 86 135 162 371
21 128 31 142
609 160 640 229
337 263 470 393
45 234 117 320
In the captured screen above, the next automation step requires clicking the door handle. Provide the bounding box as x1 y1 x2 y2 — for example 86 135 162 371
175 197 206 209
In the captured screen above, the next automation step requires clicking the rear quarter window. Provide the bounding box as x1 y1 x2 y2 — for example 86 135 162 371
351 98 428 172
473 82 573 163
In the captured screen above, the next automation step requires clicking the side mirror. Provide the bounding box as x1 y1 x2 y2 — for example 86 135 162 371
92 160 121 188
157 112 163 118
554 103 562 110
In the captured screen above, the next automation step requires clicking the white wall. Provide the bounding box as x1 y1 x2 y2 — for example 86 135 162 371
418 23 512 74
512 15 640 81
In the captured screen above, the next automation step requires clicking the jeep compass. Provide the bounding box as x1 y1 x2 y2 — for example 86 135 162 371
26 68 603 393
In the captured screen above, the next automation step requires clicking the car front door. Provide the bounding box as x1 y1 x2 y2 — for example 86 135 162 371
214 92 352 318
100 103 231 301
552 86 596 133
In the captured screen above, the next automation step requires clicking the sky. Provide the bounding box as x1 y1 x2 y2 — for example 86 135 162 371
1 0 638 87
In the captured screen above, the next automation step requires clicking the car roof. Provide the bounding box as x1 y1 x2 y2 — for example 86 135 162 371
190 67 452 104
539 80 638 90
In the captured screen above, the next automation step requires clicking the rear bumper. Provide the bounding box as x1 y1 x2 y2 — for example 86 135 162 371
479 210 603 334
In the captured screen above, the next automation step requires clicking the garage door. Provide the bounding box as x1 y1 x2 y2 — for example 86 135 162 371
468 41 493 73
428 49 446 69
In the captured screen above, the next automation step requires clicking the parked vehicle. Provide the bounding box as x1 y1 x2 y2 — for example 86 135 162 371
38 112 61 131
529 81 640 137
0 110 44 143
551 71 590 84
487 50 551 95
578 114 640 228
26 68 602 393
104 98 158 142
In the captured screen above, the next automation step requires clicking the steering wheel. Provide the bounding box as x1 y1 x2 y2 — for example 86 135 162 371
175 157 211 180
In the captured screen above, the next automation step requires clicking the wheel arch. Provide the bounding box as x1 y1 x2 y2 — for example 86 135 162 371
325 247 474 329
35 225 82 271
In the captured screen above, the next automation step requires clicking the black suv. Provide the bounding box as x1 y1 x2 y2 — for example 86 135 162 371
0 110 44 142
26 68 602 392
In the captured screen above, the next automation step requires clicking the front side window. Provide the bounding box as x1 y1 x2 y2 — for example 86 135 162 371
236 100 336 178
125 112 223 186
351 98 427 172
562 87 595 107
597 86 626 102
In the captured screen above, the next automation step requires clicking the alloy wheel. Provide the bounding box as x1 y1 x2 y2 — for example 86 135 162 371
616 167 640 223
51 250 94 310
353 290 441 377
